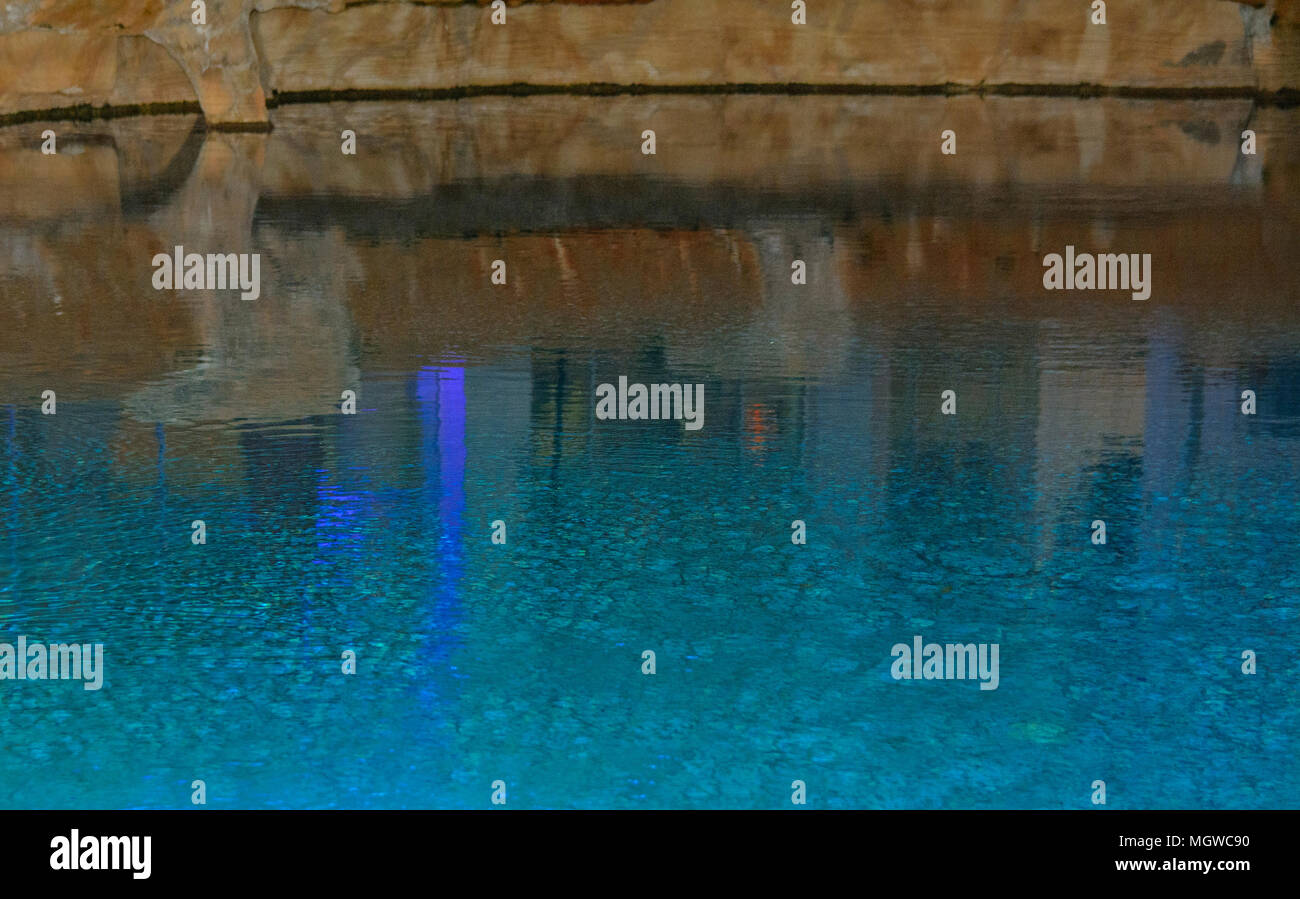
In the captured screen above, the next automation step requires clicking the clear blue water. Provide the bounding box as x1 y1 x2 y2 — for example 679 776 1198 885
1 98 1298 808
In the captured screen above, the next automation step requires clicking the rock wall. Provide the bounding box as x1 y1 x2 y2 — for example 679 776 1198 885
1 0 1297 127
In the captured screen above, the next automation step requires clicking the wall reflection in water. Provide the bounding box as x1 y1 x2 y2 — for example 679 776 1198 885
0 96 1297 808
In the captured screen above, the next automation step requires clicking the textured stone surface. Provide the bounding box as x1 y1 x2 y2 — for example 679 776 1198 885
0 30 120 114
256 0 1289 95
0 1 1295 126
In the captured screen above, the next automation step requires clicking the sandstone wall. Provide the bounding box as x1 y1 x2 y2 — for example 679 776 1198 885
0 0 1297 127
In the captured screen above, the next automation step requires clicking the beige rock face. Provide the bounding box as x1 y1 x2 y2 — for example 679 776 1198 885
0 0 1295 127
0 30 120 114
